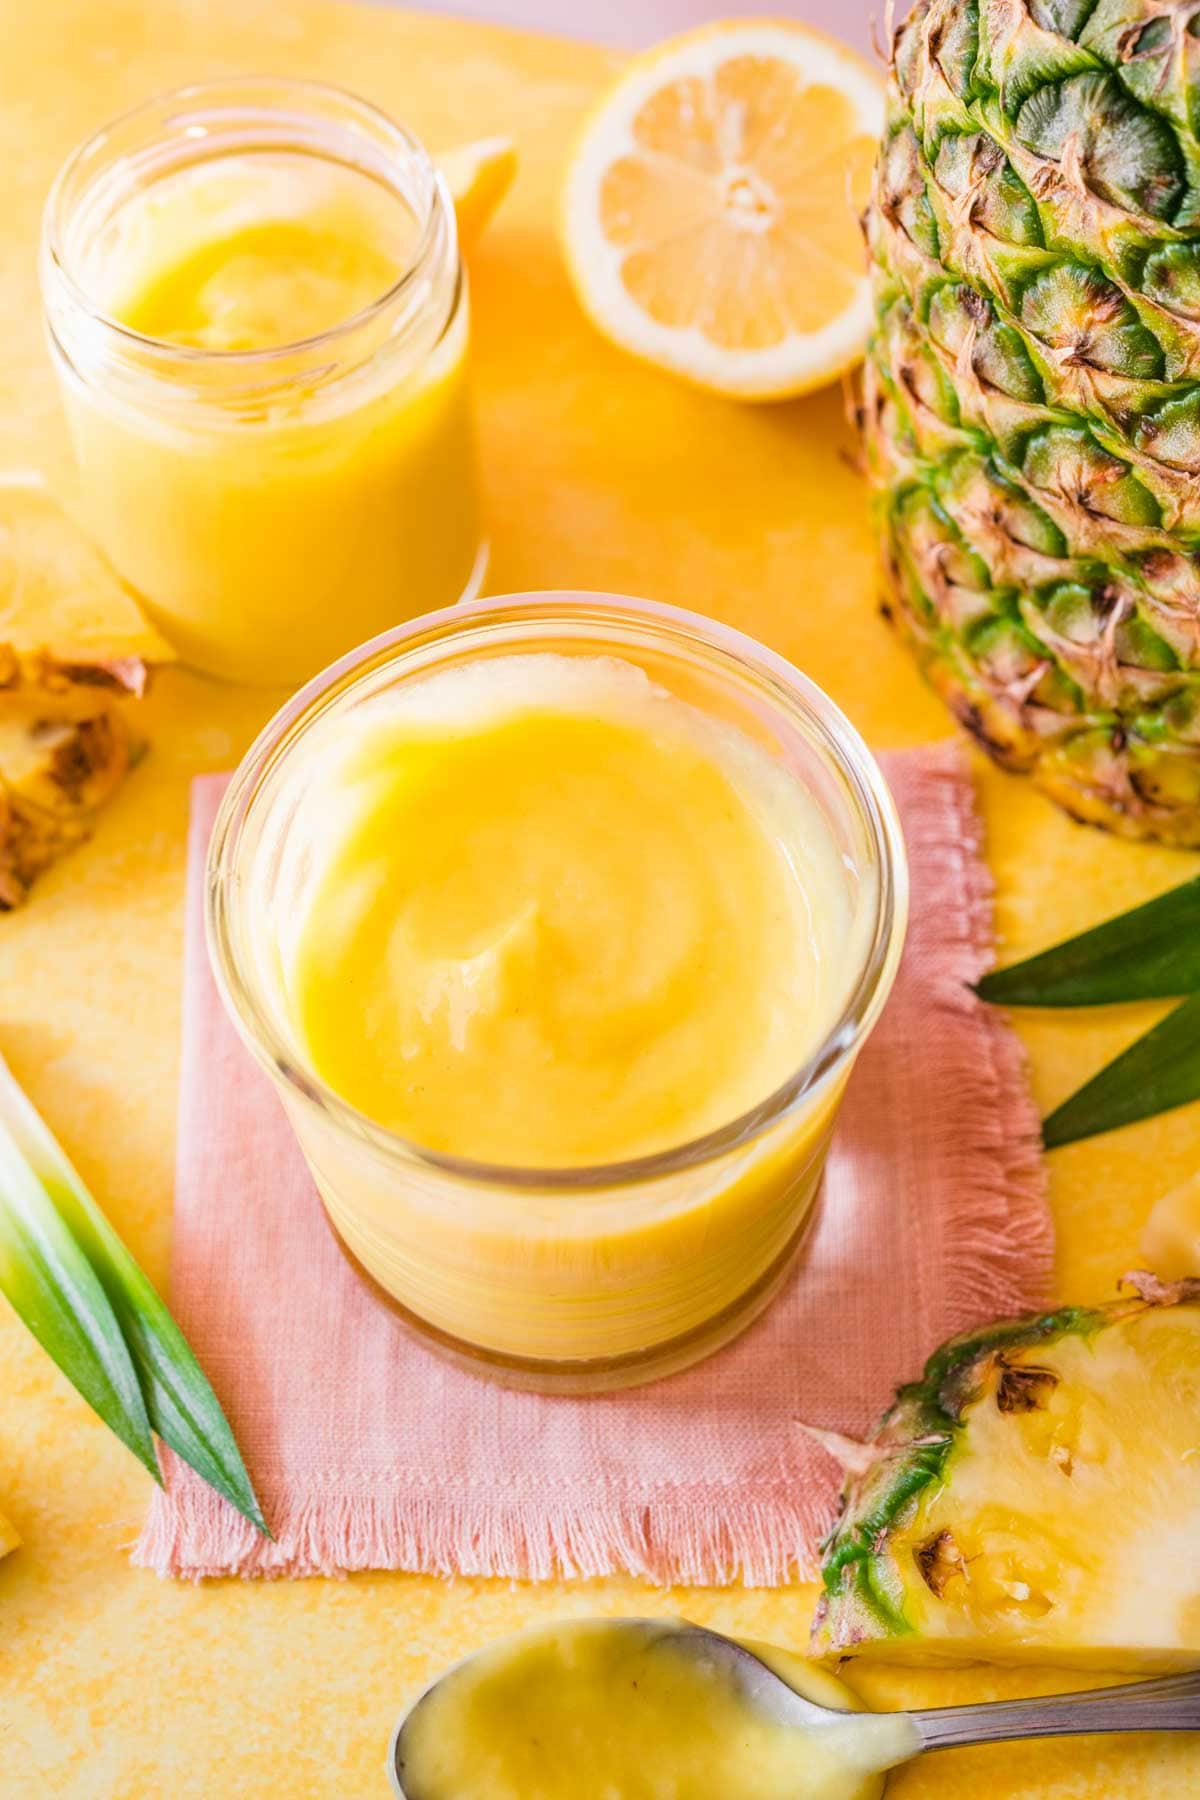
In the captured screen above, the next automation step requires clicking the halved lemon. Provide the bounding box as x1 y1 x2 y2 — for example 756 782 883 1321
561 22 884 400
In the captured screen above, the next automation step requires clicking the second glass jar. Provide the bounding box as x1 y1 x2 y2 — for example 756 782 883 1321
40 79 486 685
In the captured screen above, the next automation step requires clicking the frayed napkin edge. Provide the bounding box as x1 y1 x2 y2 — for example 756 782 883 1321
132 740 1055 1584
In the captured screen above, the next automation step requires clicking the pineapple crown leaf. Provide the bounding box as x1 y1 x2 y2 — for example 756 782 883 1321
1042 987 1200 1144
977 876 1200 1145
978 867 1200 1008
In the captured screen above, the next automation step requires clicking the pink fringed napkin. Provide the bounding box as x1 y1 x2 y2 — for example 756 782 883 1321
135 741 1053 1582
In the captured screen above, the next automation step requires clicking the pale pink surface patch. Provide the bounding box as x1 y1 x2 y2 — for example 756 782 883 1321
403 1 880 60
134 742 1052 1582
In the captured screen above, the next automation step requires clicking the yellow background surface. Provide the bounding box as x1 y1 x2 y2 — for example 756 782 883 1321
0 3 1197 1794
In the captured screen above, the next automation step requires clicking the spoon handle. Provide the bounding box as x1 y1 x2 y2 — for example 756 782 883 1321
909 1669 1200 1752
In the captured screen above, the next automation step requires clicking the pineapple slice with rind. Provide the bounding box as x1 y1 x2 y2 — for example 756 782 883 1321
0 473 172 664
0 473 158 907
0 646 146 909
813 1274 1200 1671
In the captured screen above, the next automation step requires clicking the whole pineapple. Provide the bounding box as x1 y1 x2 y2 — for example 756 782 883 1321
868 0 1200 842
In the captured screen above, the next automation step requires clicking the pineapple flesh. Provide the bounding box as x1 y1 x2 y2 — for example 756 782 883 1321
0 647 146 909
1142 1169 1200 1275
0 478 160 907
813 1274 1200 1670
867 0 1200 842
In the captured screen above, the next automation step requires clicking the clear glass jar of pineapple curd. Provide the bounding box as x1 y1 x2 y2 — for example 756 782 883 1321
207 593 908 1392
40 79 485 685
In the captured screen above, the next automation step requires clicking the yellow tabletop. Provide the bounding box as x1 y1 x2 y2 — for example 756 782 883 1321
0 2 1197 1794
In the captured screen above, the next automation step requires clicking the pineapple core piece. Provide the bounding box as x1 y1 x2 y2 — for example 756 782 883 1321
814 1275 1200 1670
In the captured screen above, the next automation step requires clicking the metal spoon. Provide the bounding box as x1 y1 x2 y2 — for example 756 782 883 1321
389 1618 1200 1797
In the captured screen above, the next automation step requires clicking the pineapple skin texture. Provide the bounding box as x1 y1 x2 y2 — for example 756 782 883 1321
867 0 1200 843
813 1277 1200 1670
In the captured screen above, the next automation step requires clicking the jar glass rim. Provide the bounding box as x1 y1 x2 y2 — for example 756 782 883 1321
206 592 910 1190
40 75 450 368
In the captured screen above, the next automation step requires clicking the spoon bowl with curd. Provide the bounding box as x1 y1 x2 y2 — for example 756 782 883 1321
389 1617 1200 1800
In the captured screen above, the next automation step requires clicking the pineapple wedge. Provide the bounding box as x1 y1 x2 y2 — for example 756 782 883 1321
0 1506 17 1561
0 475 163 908
813 1274 1200 1671
1142 1175 1200 1281
0 473 172 665
0 647 146 909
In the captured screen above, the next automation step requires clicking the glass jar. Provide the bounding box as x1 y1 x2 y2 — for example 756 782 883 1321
207 593 908 1392
40 79 486 686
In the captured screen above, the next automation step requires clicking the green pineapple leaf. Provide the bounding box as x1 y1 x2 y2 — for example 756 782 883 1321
0 1113 159 1479
977 874 1200 1005
0 1053 268 1534
1042 993 1200 1148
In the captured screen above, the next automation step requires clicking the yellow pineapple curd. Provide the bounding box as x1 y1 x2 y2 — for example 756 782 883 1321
41 81 483 686
392 1621 912 1800
209 597 907 1389
295 656 851 1166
